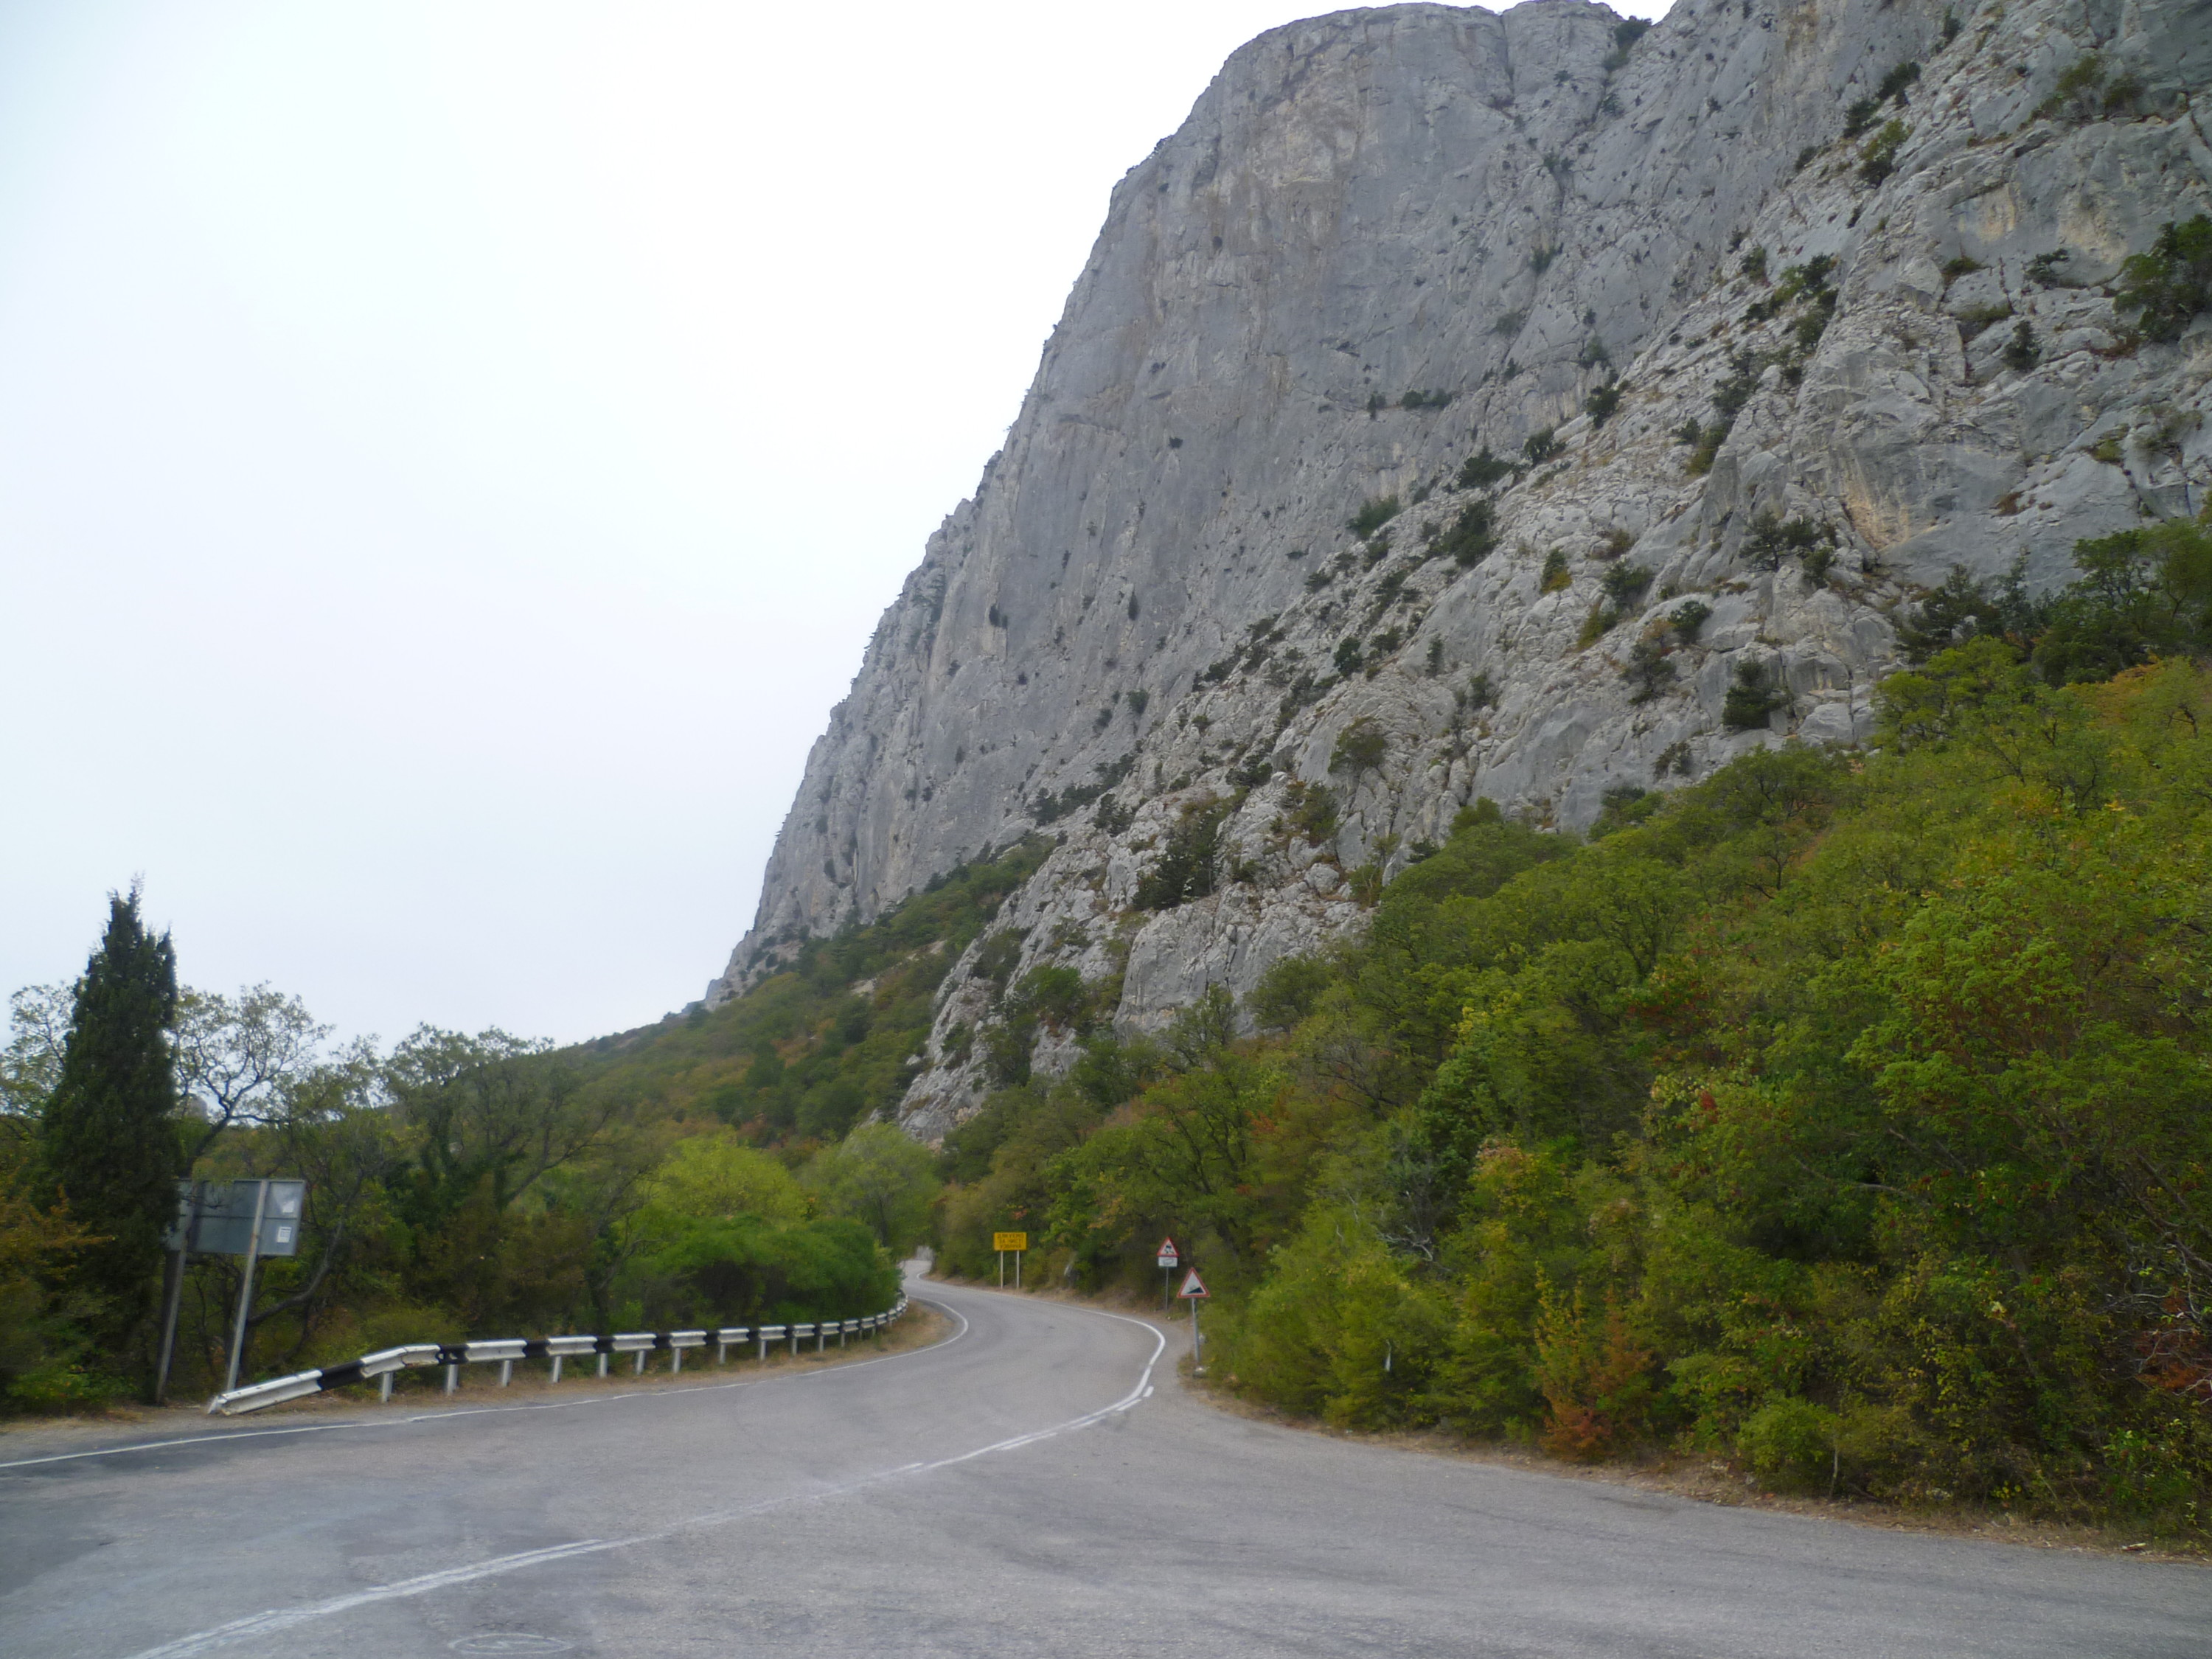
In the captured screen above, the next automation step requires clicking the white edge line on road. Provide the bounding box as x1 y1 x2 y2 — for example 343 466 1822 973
116 1293 1166 1659
0 1293 968 1472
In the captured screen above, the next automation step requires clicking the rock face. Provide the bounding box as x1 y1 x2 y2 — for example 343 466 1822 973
708 0 2212 1138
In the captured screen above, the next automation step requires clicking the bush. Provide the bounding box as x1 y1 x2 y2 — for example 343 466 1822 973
1329 718 1388 779
1584 383 1623 428
1457 447 1515 490
1278 779 1339 846
1622 637 1675 703
1669 599 1713 641
1348 495 1401 538
1738 1397 1840 1492
1742 510 1826 572
1133 799 1231 911
1436 501 1498 567
1540 549 1571 593
1600 563 1652 611
1857 119 1908 187
2117 215 2212 343
1721 658 1789 728
1524 428 1562 465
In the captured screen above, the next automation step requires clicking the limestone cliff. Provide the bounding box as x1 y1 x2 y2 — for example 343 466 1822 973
706 0 2212 1138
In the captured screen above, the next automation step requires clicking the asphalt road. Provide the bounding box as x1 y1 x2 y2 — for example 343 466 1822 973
4 1271 2207 1659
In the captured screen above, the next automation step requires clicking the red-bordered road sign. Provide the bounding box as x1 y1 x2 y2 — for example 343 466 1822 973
1156 1237 1179 1267
1178 1269 1210 1299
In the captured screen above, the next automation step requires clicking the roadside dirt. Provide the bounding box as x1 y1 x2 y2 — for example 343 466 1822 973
0 1304 949 1463
931 1273 2208 1567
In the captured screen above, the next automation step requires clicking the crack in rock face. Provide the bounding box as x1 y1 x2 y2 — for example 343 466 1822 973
704 0 2212 1138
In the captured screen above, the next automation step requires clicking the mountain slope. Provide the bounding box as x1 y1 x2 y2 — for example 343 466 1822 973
706 0 2212 1137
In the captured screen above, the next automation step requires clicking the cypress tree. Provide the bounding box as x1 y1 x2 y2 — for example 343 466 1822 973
39 886 182 1355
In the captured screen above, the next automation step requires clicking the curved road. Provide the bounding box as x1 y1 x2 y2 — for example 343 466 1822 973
2 1272 2205 1658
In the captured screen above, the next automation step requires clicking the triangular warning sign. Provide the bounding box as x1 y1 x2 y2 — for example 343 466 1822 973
1178 1268 1209 1298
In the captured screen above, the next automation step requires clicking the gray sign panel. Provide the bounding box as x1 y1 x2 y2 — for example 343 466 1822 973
168 1179 307 1257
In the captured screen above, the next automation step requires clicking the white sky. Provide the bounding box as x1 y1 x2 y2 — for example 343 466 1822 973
1 0 1665 1048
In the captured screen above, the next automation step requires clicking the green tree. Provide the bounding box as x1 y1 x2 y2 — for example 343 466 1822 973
38 888 182 1363
806 1121 939 1256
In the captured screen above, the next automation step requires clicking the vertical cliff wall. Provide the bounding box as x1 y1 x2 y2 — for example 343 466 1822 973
705 0 2212 1136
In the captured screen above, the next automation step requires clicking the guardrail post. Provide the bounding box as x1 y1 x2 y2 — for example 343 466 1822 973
671 1346 682 1375
498 1360 512 1387
597 1351 608 1379
444 1363 457 1395
757 1331 768 1363
550 1354 563 1385
633 1348 646 1377
380 1371 393 1402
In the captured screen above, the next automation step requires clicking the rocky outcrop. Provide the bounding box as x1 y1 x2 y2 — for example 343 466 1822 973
705 0 2212 1138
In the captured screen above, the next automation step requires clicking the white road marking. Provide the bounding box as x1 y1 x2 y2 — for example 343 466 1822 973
116 1298 1167 1659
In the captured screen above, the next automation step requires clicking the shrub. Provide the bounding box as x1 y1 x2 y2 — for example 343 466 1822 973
1348 495 1402 538
1279 779 1340 845
1457 447 1516 490
1601 17 1649 69
1540 549 1571 593
1669 599 1713 641
1600 563 1653 611
1857 119 1908 187
1738 1397 1840 1492
1333 637 1364 675
1577 602 1612 650
2116 215 2212 343
1739 244 1769 283
1399 389 1453 410
1584 383 1624 428
1329 717 1388 779
1133 798 1231 911
2000 320 2041 372
1524 428 1561 465
2036 52 2117 123
1437 500 1498 567
1721 658 1789 728
1623 637 1675 703
1742 510 1825 571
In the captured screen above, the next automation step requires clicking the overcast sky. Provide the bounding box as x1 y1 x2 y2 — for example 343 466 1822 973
1 0 1666 1049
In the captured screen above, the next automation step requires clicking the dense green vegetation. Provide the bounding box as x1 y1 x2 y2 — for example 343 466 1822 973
932 522 2212 1536
0 841 1047 1407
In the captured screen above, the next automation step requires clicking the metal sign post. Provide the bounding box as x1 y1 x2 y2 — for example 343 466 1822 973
223 1182 272 1395
161 1179 307 1402
1178 1267 1210 1372
1155 1237 1180 1310
992 1231 1028 1290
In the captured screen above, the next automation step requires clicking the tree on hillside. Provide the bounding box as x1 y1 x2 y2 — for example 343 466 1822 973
807 1123 939 1257
38 888 182 1357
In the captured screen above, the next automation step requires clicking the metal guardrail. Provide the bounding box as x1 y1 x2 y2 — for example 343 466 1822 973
206 1295 912 1416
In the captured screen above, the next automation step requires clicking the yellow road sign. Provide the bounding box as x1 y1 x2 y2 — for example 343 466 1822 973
992 1231 1029 1252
